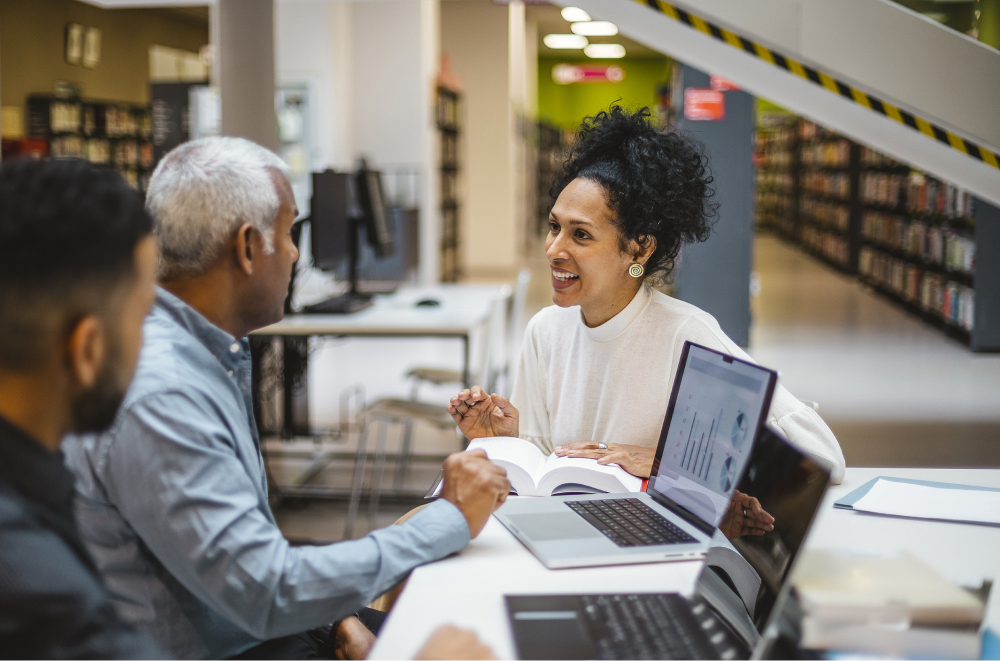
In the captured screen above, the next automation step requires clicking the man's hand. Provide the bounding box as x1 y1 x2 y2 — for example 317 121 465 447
415 624 497 660
439 449 511 538
332 616 376 660
554 441 656 478
447 386 519 440
718 490 775 540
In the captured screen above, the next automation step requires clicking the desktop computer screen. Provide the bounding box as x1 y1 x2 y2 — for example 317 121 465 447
310 170 351 271
355 166 394 258
302 167 409 314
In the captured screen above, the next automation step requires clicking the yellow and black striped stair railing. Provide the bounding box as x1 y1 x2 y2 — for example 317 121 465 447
636 0 1000 170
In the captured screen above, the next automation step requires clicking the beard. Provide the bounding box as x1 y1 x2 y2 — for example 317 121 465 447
70 344 131 434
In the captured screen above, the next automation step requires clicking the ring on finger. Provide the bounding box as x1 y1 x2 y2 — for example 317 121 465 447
597 442 609 450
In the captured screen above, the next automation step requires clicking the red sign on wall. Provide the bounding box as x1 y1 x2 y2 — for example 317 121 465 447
683 88 726 121
552 64 626 85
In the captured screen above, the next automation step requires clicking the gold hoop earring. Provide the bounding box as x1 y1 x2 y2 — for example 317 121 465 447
629 263 644 278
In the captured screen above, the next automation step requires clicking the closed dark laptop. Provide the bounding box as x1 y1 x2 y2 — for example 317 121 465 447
506 425 831 660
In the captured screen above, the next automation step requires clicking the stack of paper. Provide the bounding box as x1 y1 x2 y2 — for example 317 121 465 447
792 550 986 659
850 479 1000 525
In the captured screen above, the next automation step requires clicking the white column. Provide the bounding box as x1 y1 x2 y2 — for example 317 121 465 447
217 0 277 151
441 0 515 278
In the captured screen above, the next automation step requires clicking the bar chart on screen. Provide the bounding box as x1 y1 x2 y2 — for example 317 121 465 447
677 395 725 484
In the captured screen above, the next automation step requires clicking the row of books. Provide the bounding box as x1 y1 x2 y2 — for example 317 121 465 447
798 120 833 142
30 98 152 139
801 197 850 233
757 149 793 169
49 136 154 169
801 170 850 200
860 171 976 217
861 210 975 273
859 246 974 330
802 225 850 267
756 170 793 192
859 145 904 169
800 138 851 169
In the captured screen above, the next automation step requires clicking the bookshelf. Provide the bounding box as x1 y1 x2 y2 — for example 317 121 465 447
535 121 569 237
26 95 154 192
755 117 798 241
756 117 995 350
437 87 461 283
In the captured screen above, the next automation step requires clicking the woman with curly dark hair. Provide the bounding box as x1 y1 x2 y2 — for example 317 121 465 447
448 105 844 484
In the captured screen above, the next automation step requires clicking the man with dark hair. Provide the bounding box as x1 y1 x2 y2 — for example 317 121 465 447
0 159 161 657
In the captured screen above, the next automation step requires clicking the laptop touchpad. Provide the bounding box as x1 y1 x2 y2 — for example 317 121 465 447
508 512 603 541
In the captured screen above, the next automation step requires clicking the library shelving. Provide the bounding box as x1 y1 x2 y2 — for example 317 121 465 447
755 116 996 351
535 121 570 236
437 86 461 283
754 117 797 240
26 95 154 192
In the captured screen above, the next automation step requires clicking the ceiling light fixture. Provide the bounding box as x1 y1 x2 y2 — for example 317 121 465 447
560 7 592 22
584 43 626 59
543 34 589 49
571 21 619 36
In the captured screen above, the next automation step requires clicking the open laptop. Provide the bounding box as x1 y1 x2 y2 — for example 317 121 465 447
493 341 778 569
505 424 832 660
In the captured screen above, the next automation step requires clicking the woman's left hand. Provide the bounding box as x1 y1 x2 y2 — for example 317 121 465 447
553 441 656 478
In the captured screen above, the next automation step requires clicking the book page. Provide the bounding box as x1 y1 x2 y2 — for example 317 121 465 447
466 437 548 496
536 454 642 496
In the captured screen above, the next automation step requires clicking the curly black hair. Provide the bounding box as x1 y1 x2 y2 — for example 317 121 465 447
551 105 717 282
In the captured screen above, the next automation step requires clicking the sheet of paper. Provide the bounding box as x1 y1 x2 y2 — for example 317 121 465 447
852 479 1000 525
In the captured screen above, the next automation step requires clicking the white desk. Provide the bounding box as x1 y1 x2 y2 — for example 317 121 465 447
369 467 1000 660
257 284 508 385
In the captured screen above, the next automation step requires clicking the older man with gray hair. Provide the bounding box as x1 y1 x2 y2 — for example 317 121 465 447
64 137 511 660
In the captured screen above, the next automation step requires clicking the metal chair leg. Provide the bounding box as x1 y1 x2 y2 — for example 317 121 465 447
368 418 390 522
394 419 414 491
344 417 371 540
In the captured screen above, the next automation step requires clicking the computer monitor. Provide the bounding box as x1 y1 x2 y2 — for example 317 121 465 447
310 170 352 271
355 166 394 258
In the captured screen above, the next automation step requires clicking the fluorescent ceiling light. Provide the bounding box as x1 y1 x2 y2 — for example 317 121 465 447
560 7 592 22
543 34 589 49
584 43 626 59
571 21 619 36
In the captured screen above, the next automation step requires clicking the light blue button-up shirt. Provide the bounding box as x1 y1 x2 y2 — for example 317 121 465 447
63 288 470 659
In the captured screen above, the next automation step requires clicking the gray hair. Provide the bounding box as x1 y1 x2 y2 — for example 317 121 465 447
146 136 288 279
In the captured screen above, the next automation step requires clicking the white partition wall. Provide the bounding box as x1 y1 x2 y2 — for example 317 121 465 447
276 0 441 284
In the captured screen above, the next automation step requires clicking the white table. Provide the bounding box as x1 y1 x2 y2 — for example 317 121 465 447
257 284 509 387
369 467 1000 660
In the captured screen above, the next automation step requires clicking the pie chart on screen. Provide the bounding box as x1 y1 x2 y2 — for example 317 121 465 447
719 456 736 493
731 412 748 450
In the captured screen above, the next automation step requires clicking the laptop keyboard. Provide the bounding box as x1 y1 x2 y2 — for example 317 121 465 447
579 594 740 660
566 498 697 547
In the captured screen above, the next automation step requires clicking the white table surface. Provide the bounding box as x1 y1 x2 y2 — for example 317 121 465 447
369 467 1000 660
255 284 508 336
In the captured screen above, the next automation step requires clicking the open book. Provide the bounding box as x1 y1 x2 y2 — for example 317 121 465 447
462 437 642 496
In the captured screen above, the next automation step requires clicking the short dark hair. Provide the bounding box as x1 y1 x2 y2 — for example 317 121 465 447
0 159 152 370
551 105 717 282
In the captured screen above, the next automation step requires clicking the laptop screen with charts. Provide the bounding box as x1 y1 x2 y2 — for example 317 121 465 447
505 425 833 660
492 341 778 570
648 341 778 529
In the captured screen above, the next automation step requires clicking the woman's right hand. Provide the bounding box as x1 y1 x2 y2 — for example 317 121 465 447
448 386 519 440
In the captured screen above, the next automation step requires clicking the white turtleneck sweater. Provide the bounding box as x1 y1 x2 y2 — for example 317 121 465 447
509 285 846 484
